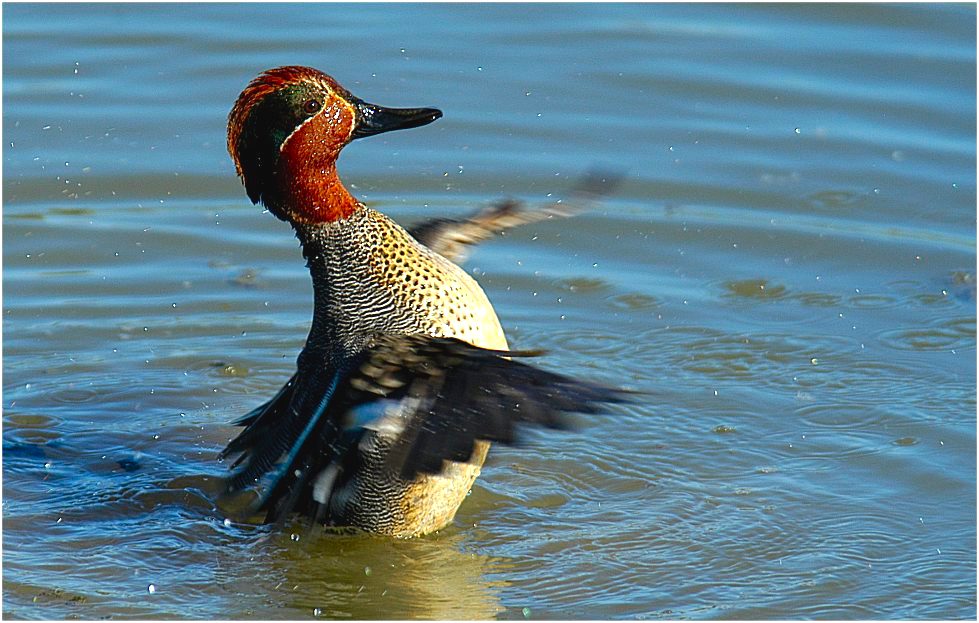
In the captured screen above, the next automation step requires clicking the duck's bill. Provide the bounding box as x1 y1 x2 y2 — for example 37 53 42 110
351 101 442 139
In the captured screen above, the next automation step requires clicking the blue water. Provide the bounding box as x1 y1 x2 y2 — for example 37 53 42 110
3 3 976 619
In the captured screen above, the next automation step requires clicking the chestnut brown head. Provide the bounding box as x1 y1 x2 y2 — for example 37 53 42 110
228 66 442 214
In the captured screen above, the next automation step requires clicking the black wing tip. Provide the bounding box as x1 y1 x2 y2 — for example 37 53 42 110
222 467 257 495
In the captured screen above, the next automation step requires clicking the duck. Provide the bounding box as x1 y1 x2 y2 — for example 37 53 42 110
220 65 623 537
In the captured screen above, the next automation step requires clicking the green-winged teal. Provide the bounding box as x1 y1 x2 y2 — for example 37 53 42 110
221 66 623 537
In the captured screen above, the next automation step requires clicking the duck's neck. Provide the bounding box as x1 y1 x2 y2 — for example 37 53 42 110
272 164 360 225
293 205 376 359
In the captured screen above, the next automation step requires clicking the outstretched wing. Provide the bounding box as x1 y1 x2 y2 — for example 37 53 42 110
343 334 629 480
219 333 627 523
410 170 622 263
218 357 345 518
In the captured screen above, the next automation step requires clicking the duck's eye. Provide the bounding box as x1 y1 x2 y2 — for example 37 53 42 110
303 99 321 114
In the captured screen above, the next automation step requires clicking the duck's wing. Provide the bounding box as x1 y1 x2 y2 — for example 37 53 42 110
410 170 621 264
219 373 298 472
344 333 629 480
219 333 627 523
219 359 343 500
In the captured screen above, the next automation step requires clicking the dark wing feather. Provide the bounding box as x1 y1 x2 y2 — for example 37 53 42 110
219 373 297 468
409 170 622 263
219 361 343 502
220 332 628 524
343 334 629 480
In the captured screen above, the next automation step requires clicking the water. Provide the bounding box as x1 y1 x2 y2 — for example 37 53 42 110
3 3 975 619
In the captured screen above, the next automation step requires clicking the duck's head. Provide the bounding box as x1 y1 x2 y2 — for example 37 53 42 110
228 66 441 222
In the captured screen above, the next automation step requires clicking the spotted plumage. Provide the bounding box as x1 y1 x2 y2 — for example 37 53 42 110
219 66 624 537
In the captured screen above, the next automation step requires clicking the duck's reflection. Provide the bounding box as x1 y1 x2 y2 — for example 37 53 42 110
265 524 506 619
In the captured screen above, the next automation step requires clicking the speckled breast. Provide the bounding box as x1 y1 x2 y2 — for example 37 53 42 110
299 206 508 536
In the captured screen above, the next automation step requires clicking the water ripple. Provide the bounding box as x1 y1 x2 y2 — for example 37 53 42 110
877 316 976 352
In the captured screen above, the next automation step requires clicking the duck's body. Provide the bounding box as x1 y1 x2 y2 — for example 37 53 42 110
288 206 504 534
221 66 620 537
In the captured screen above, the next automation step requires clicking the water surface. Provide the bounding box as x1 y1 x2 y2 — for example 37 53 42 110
3 3 976 619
